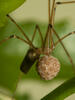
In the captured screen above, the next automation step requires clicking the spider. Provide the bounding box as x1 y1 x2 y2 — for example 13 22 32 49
0 0 75 100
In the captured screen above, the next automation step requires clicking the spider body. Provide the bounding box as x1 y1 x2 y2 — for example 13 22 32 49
20 47 60 80
0 0 75 82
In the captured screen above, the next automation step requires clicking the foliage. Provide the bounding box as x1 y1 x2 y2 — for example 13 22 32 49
0 0 26 27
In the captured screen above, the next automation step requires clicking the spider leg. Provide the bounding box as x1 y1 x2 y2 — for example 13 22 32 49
7 14 35 49
50 0 55 25
52 3 56 27
0 35 36 49
43 24 54 51
48 0 51 24
56 1 75 5
0 35 27 44
41 0 56 50
53 1 75 25
43 24 53 54
44 0 55 50
55 31 75 46
49 24 75 74
44 25 50 48
48 0 55 49
52 0 75 29
54 0 75 20
32 24 44 46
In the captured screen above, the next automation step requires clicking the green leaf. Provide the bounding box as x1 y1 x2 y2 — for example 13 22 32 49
0 0 26 27
41 77 75 100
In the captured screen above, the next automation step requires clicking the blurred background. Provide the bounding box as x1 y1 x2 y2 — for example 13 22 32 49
0 0 75 100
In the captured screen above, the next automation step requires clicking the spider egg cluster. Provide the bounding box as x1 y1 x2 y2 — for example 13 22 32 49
37 56 60 80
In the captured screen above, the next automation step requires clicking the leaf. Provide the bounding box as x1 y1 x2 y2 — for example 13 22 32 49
41 77 75 100
0 0 26 27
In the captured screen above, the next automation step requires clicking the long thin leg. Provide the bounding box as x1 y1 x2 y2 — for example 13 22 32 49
32 24 44 46
48 0 51 24
54 1 75 15
53 1 75 24
44 0 51 49
7 14 35 49
0 35 29 45
52 4 56 27
44 0 55 50
43 0 51 49
50 0 55 49
43 25 50 48
55 31 75 46
51 0 75 46
0 34 38 52
49 24 75 74
50 0 55 24
56 1 75 5
43 25 52 55
0 35 37 51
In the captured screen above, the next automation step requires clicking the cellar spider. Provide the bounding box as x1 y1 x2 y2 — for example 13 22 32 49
0 0 75 100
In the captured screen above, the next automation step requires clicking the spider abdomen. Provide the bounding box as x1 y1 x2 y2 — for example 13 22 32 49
37 56 60 80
